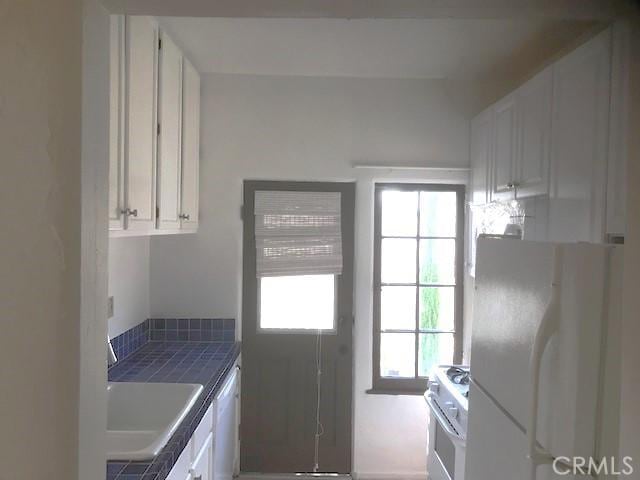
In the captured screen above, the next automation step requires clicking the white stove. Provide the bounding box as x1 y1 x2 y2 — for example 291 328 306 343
425 366 469 480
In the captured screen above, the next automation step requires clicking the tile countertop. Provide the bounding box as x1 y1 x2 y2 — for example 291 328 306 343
106 340 241 480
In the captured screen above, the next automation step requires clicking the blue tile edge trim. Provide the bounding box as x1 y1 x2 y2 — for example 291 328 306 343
110 320 150 363
148 318 235 342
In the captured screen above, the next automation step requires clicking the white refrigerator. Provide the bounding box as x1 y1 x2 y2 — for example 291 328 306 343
466 238 623 480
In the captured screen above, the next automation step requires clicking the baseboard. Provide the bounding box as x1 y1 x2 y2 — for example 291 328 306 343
239 474 352 480
351 473 427 480
239 471 426 480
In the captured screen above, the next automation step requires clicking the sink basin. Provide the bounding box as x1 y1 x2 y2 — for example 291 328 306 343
107 382 204 460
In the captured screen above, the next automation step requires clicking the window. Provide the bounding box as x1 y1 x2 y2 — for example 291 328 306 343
371 184 464 393
259 274 336 330
254 189 342 332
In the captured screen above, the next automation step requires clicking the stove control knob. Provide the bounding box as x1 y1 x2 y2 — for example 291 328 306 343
446 402 459 419
428 381 440 394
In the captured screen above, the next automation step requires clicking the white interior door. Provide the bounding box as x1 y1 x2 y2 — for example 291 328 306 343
157 31 183 230
180 58 200 230
125 15 158 232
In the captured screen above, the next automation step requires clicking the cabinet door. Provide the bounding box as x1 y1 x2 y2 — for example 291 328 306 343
157 31 183 230
491 94 517 202
180 58 200 230
213 367 239 480
470 107 493 206
548 29 611 243
109 15 126 231
125 16 158 232
606 23 629 237
516 66 552 198
191 432 213 480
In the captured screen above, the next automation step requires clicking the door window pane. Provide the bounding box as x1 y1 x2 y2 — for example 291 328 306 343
381 238 416 283
381 191 418 237
419 287 455 331
418 333 454 377
419 239 455 285
420 191 457 237
260 275 335 330
381 333 415 378
381 286 416 331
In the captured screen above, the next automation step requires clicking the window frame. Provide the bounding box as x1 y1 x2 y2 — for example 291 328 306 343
370 183 465 394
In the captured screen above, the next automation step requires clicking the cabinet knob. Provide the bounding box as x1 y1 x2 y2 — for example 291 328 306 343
121 208 138 217
506 182 519 190
179 213 190 220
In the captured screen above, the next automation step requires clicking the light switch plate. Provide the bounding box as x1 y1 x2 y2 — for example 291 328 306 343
108 296 114 319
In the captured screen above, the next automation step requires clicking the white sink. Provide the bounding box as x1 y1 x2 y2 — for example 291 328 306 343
107 382 204 460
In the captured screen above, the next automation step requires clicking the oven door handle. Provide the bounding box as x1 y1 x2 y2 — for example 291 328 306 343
425 393 465 447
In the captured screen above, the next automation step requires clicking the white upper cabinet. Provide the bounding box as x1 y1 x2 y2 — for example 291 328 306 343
548 29 611 243
108 15 201 237
515 66 552 198
470 107 493 206
109 15 126 231
180 58 201 231
157 32 184 231
605 23 630 237
490 93 517 202
125 15 159 232
468 25 628 242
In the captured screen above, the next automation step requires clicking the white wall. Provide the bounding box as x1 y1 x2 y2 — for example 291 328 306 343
109 236 151 337
79 0 111 477
619 19 640 478
150 73 469 477
0 1 82 478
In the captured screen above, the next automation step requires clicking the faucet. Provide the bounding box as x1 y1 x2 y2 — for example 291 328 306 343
107 335 117 366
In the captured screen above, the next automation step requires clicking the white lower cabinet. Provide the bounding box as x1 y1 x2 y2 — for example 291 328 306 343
213 366 240 480
166 434 195 480
191 433 213 480
166 362 240 480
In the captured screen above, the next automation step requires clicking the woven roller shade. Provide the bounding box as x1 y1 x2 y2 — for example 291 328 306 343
255 191 342 277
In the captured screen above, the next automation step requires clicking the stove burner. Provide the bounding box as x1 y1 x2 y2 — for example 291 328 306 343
446 366 470 386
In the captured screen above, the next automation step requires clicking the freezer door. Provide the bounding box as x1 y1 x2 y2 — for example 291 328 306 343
465 381 578 480
470 238 610 461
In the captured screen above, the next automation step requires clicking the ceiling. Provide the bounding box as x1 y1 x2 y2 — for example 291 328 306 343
158 17 598 80
104 0 623 19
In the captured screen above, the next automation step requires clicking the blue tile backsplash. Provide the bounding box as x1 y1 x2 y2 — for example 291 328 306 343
110 319 235 364
149 318 235 343
110 320 150 362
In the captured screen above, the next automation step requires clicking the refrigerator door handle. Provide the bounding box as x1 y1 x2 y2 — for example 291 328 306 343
425 393 466 448
526 245 563 480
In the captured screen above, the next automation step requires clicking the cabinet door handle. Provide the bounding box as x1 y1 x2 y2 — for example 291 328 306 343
121 208 138 217
179 213 190 220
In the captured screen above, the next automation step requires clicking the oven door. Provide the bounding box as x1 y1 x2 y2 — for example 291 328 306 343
426 394 466 480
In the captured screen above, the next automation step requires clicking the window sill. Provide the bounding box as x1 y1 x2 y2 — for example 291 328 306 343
366 388 426 396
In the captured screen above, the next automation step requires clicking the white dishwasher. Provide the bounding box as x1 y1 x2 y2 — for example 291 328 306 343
213 362 240 480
